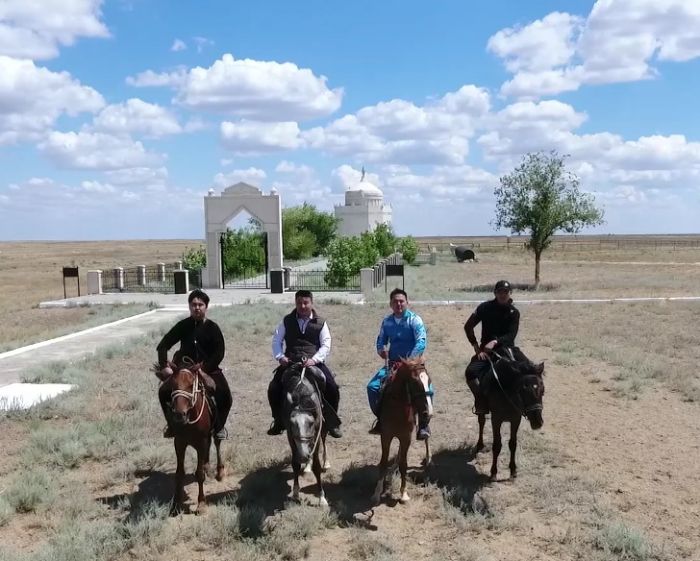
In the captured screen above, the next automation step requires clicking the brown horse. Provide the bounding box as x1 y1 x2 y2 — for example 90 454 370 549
166 364 224 514
282 363 329 506
476 354 544 481
372 358 432 505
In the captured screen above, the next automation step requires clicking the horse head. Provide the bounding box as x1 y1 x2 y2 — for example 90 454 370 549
388 357 427 402
282 364 322 465
504 359 545 430
168 364 203 427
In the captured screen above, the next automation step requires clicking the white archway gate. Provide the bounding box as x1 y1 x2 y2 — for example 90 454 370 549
203 182 283 289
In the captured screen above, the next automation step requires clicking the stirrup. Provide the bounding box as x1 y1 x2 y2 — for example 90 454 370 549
163 425 174 438
214 427 228 440
267 420 284 435
368 419 381 435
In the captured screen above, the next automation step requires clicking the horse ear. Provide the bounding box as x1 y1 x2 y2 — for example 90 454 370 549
534 362 545 376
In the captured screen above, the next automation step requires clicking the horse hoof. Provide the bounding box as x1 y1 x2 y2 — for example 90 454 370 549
196 502 207 515
319 496 329 507
476 443 484 453
216 467 225 482
322 461 331 471
303 463 312 474
399 493 410 504
371 493 381 506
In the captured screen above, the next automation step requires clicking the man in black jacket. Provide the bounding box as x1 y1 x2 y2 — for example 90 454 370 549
464 280 528 415
267 290 342 438
156 289 232 439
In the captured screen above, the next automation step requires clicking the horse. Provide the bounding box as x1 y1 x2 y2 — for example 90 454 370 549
475 354 544 481
372 358 432 505
282 363 329 507
165 363 224 514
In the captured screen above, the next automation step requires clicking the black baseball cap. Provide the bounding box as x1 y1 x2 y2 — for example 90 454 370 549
494 280 511 292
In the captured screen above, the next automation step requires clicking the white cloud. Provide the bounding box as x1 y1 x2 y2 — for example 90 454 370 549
40 131 165 170
490 0 700 98
213 167 267 188
0 0 109 60
332 165 382 190
193 36 214 53
170 38 187 52
304 85 490 165
0 55 104 145
104 166 168 186
220 120 302 154
128 53 343 121
92 98 182 137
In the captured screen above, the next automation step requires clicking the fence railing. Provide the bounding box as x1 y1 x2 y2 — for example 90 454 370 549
95 261 194 294
419 238 700 253
286 269 360 292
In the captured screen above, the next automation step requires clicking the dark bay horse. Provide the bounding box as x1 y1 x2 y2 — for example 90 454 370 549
166 363 224 514
372 358 432 505
476 354 544 481
282 363 329 507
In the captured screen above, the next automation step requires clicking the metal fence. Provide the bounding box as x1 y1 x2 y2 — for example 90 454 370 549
419 237 700 253
101 263 199 293
286 269 360 292
223 268 269 289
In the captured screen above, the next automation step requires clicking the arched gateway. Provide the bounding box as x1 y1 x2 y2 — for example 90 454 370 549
203 182 283 289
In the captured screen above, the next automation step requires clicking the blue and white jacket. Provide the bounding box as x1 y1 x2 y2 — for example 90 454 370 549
375 310 427 362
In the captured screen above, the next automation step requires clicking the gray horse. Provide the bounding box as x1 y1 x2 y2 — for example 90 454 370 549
282 364 330 506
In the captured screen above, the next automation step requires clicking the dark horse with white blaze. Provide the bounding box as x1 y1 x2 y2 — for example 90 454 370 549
163 362 224 514
476 352 544 481
372 358 432 505
281 363 329 506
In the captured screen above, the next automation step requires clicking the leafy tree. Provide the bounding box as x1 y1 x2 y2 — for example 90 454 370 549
493 151 604 288
182 246 206 271
221 228 266 278
398 236 419 264
282 204 338 259
372 223 397 257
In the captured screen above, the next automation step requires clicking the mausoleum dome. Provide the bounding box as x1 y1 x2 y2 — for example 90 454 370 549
347 179 383 197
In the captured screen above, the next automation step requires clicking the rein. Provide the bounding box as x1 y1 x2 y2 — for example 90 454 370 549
290 363 324 458
487 353 535 418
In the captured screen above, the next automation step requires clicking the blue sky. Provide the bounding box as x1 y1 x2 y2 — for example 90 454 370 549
1 0 700 239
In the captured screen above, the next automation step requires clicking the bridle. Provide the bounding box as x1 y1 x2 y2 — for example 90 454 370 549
287 361 324 457
170 359 210 425
487 351 543 418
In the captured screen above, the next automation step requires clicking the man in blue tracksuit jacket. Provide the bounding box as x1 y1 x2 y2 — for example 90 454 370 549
367 288 434 440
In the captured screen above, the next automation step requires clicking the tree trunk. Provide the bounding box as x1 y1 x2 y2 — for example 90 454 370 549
534 250 541 289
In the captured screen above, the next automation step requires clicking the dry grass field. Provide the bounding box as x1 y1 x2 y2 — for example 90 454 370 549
0 237 699 561
0 240 199 350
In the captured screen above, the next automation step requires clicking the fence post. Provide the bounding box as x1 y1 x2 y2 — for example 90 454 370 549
113 267 124 292
137 265 146 286
360 268 374 297
270 269 284 294
157 263 166 282
429 247 437 265
87 270 103 295
176 260 183 270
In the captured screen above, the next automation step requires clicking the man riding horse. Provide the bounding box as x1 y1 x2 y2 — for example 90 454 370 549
155 289 232 440
367 288 433 440
464 280 530 414
267 290 343 439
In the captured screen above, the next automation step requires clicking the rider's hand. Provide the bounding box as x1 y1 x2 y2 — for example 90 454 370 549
378 349 388 360
484 340 498 350
158 365 173 381
278 356 290 366
303 358 317 367
477 351 489 361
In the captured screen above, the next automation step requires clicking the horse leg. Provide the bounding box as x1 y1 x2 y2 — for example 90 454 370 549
476 413 486 452
214 436 225 481
398 435 410 504
312 446 328 507
195 439 209 513
490 417 502 481
171 437 187 515
423 436 432 467
372 434 391 505
322 431 330 471
509 416 521 479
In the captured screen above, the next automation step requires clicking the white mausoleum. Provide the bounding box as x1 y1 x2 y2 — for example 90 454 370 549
334 171 392 236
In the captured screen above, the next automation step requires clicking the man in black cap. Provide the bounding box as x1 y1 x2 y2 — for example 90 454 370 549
463 280 527 415
155 289 232 440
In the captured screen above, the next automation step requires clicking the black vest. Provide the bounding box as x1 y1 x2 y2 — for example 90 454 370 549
283 310 325 361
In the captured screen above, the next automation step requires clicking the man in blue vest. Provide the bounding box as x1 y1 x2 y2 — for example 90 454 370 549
267 290 342 438
367 288 433 440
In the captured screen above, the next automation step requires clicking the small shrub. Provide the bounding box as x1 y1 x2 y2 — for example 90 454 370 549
6 469 53 513
595 520 652 560
0 496 13 527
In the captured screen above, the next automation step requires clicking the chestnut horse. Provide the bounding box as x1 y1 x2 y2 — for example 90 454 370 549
166 364 224 514
476 353 544 481
372 358 432 505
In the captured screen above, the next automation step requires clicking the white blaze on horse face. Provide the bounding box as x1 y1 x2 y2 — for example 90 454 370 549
419 370 433 416
291 412 315 461
286 392 294 404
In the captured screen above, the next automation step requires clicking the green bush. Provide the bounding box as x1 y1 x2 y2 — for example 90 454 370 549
221 228 266 277
399 236 419 264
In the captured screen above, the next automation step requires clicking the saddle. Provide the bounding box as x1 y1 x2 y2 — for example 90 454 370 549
279 363 327 392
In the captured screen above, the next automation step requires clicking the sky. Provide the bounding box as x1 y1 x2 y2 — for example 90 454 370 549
1 0 700 240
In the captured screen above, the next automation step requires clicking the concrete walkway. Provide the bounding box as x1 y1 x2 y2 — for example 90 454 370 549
0 309 185 387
